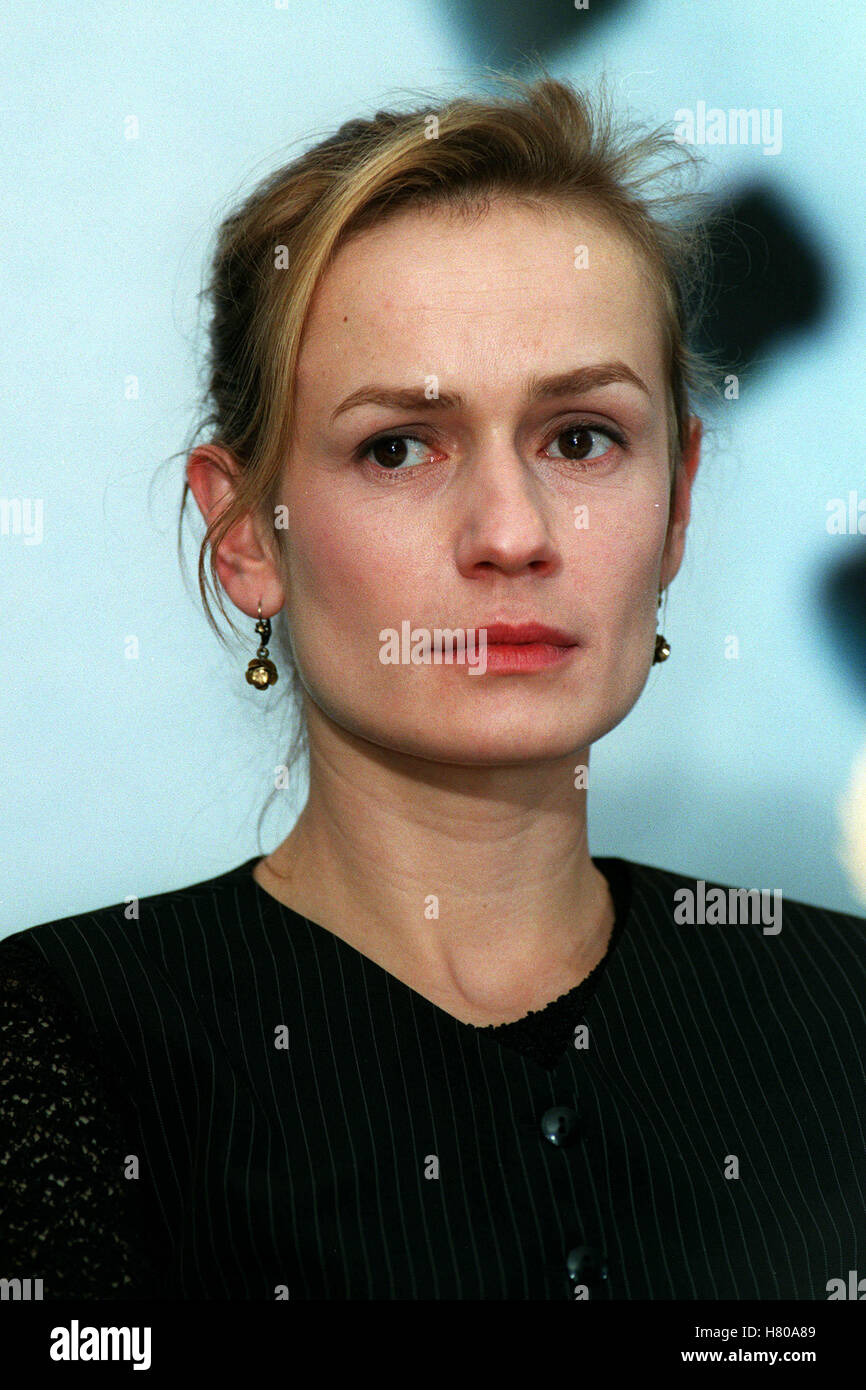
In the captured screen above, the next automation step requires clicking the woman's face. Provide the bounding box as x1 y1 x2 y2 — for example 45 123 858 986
276 197 697 765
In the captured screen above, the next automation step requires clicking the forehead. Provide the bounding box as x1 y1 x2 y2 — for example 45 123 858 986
296 198 665 404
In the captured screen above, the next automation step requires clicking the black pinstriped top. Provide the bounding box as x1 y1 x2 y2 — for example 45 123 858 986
1 853 864 1300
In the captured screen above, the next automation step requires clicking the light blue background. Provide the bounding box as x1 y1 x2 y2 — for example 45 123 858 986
3 0 865 932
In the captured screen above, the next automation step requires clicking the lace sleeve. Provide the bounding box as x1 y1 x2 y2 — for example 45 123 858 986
0 934 164 1299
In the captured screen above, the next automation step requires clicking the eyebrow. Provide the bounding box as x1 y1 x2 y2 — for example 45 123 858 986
329 361 651 423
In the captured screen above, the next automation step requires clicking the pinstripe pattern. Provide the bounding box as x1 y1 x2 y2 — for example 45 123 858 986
3 854 864 1300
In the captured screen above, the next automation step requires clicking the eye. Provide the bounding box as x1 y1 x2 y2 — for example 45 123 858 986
359 433 432 471
356 419 626 473
544 421 625 466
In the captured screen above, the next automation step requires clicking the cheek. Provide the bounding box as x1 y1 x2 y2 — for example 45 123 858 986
579 487 668 582
577 489 669 639
284 498 420 637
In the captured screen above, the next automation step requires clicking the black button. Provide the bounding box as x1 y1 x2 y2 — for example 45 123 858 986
540 1104 579 1147
566 1245 608 1289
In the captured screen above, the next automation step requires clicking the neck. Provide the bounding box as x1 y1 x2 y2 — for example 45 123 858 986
255 709 615 1022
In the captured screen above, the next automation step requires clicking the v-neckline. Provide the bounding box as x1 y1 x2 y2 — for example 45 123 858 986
238 853 632 1042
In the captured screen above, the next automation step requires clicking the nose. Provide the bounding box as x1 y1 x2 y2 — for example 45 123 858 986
453 442 560 578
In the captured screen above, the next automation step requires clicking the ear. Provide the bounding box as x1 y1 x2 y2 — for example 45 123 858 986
659 415 702 591
185 444 285 619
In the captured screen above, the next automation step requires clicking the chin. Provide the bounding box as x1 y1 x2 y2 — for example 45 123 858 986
365 719 603 766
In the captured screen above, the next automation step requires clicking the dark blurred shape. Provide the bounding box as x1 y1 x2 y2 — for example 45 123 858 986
692 184 832 374
820 549 866 699
451 0 634 67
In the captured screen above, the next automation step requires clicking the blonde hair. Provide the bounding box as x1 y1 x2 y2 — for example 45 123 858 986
174 68 716 822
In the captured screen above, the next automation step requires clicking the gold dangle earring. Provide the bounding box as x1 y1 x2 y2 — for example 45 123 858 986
653 589 675 664
245 601 279 689
653 589 670 664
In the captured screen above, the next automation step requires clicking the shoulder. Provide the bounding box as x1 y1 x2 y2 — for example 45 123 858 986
1 856 258 964
0 931 166 1298
612 855 866 1019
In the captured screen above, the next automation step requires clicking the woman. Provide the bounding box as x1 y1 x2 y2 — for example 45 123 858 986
2 73 863 1302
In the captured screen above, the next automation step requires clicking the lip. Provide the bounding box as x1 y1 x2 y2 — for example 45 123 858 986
475 622 578 646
